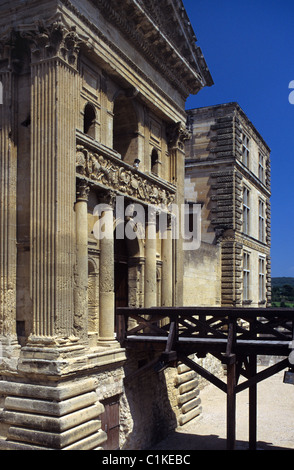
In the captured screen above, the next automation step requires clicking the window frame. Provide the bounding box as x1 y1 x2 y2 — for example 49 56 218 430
243 251 250 302
242 133 250 167
258 256 266 303
259 153 265 184
259 199 265 243
243 186 250 235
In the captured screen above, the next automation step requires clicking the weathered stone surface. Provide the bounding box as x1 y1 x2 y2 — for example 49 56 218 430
185 102 271 309
0 0 213 451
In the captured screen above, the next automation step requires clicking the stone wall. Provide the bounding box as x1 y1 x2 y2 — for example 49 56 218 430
184 242 221 307
120 351 178 449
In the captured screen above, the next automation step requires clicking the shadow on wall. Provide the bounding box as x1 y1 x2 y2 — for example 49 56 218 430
121 350 177 450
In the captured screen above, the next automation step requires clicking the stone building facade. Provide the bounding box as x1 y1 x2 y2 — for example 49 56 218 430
184 103 271 308
0 0 213 450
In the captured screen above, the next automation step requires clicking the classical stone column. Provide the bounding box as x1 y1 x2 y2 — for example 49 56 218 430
28 25 80 342
144 208 157 307
74 181 90 342
167 122 190 306
0 66 20 366
161 216 173 307
98 192 116 344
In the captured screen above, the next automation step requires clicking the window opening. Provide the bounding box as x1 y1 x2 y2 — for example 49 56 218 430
243 252 250 301
242 133 250 167
151 148 159 175
259 257 265 302
84 103 96 138
259 199 265 242
243 187 250 235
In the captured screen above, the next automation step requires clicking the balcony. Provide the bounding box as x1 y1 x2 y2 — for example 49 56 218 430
76 131 176 209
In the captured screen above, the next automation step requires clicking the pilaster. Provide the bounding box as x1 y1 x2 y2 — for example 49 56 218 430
167 122 190 306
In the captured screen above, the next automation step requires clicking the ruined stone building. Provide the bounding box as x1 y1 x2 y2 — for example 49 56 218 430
184 103 271 308
0 0 213 450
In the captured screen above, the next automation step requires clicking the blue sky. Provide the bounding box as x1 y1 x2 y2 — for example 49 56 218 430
183 0 294 277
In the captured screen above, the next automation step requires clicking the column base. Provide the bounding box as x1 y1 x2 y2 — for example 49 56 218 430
17 335 88 376
0 335 21 372
97 338 121 348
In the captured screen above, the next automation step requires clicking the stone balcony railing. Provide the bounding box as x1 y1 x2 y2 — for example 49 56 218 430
76 131 176 208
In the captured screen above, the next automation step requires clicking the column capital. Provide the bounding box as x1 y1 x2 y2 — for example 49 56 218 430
76 180 90 203
166 121 191 150
99 190 116 209
12 18 88 69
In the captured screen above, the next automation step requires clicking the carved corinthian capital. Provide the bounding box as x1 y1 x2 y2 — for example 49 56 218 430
18 19 86 67
76 180 90 202
166 121 191 150
0 17 86 71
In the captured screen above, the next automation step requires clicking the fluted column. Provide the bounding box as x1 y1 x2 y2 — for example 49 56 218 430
144 208 157 307
74 181 90 342
28 25 80 340
161 216 173 307
0 68 19 356
99 192 116 344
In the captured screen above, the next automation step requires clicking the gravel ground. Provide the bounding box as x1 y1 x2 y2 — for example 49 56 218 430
151 366 294 451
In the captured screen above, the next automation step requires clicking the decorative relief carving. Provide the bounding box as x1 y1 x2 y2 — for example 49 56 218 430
76 143 176 207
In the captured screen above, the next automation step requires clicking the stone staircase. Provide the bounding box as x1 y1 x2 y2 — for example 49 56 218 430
175 359 202 426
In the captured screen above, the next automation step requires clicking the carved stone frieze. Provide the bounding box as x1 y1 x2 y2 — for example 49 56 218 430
76 142 176 208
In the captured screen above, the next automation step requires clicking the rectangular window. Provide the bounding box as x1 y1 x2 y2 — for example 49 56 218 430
243 252 250 301
243 186 250 235
259 199 265 242
242 133 250 167
259 257 265 302
259 153 265 183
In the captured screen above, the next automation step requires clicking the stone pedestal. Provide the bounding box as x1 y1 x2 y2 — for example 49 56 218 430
0 377 107 450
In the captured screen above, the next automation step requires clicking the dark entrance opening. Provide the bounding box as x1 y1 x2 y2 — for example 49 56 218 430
114 235 129 337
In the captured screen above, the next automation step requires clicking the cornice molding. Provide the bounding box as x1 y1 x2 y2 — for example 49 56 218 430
90 0 204 96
